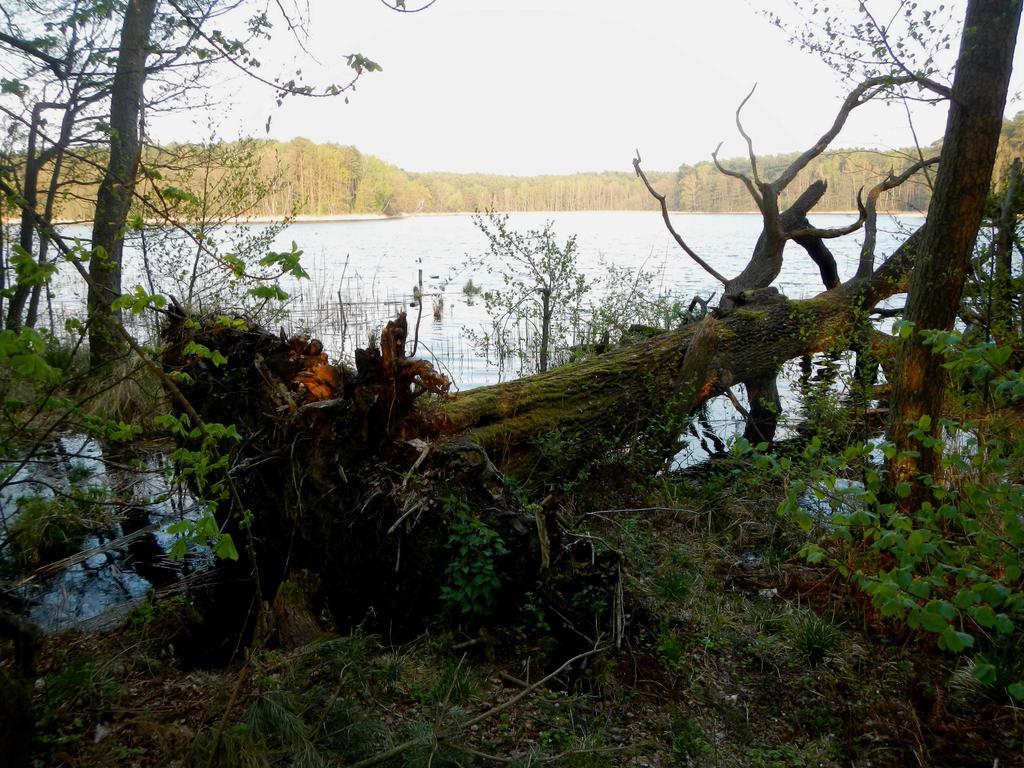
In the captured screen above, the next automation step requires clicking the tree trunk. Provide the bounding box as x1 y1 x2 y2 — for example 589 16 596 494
87 0 157 367
743 375 781 445
888 0 1022 506
539 287 552 373
992 158 1022 344
6 104 46 330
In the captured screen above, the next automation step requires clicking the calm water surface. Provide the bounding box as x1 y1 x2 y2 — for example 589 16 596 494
264 212 916 381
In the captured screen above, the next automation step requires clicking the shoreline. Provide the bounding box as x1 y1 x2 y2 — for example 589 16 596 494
52 209 925 226
222 209 927 224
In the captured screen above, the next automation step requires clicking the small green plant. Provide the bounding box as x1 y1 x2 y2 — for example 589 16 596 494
463 211 589 375
670 714 713 761
427 657 479 706
787 611 843 668
657 630 687 671
439 495 509 618
742 332 1024 699
7 487 112 568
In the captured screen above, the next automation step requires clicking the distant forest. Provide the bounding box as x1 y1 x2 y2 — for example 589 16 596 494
47 113 1024 221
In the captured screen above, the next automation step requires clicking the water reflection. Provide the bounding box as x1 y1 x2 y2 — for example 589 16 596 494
2 436 210 631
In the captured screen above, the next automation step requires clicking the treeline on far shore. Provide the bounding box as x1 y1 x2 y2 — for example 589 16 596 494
35 112 1024 222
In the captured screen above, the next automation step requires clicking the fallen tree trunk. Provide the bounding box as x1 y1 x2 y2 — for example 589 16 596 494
161 263 900 640
438 288 860 477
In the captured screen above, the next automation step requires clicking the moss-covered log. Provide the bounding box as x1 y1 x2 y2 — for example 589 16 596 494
436 288 861 477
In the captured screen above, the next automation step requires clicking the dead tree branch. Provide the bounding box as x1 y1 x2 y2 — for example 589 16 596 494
712 141 764 211
771 75 918 194
856 156 940 278
380 0 438 11
785 189 868 240
736 83 762 186
633 151 728 285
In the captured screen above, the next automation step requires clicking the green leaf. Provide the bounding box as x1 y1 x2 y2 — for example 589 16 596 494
939 628 975 653
214 533 239 561
972 660 997 686
11 352 59 383
166 520 191 535
249 285 290 301
1 78 28 96
995 615 1015 635
893 319 915 338
971 605 997 629
918 610 948 633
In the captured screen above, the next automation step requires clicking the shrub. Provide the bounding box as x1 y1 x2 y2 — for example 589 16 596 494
439 496 509 618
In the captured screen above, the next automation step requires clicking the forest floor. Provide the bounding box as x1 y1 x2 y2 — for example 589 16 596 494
14 451 1024 768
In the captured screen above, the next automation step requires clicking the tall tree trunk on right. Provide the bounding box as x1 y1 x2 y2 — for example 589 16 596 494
87 0 157 367
888 0 1022 506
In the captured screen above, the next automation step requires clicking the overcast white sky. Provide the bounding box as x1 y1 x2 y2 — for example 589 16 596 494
150 0 1024 175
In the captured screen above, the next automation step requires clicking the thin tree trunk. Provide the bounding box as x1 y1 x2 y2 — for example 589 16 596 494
27 107 76 328
6 104 46 329
539 288 552 373
87 0 157 367
992 158 1022 343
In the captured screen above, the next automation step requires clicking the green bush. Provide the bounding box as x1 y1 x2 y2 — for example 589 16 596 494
439 495 509 618
743 332 1024 701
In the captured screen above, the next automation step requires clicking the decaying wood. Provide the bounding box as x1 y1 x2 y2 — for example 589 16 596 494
272 572 324 651
163 312 624 642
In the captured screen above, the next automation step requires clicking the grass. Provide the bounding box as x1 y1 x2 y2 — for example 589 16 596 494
77 358 166 427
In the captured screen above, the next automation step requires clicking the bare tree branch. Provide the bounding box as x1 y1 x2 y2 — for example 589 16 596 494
771 74 919 194
380 0 438 11
900 96 936 192
633 151 728 286
785 189 868 240
736 83 761 186
712 141 764 211
856 155 940 278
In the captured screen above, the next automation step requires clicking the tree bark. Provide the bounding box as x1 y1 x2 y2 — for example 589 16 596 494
6 103 46 330
87 0 158 367
992 158 1022 344
166 273 895 491
888 0 1022 505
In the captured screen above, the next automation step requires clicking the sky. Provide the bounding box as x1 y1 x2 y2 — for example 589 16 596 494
150 0 1024 175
